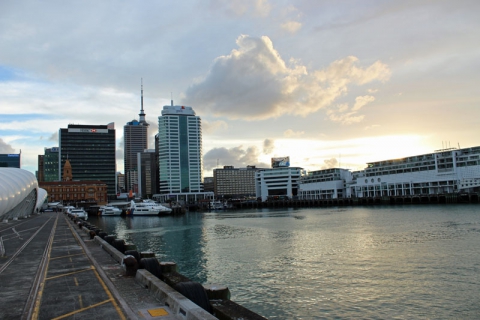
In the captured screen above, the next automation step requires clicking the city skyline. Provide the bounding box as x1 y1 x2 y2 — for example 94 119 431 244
1 1 479 178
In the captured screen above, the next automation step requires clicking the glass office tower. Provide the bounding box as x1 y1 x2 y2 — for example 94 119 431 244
158 105 202 194
59 123 116 197
44 147 59 182
124 82 149 193
0 153 20 168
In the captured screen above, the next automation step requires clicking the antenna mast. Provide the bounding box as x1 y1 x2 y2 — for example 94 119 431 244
139 78 147 124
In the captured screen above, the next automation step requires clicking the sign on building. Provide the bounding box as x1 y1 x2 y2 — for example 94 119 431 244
271 156 290 168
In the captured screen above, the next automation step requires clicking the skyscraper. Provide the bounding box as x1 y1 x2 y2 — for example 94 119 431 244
0 152 21 168
158 104 203 195
59 123 116 197
43 147 59 182
124 81 149 193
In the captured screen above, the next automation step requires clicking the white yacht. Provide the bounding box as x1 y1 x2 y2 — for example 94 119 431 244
101 206 122 216
209 201 226 210
128 200 172 216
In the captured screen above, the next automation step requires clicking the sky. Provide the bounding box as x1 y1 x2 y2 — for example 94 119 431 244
1 0 479 177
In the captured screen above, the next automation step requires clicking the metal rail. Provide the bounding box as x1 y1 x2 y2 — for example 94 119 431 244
0 216 54 274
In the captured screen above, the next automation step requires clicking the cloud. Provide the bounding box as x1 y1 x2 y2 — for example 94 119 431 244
321 158 338 169
283 129 305 138
116 148 124 163
364 124 381 131
49 131 58 142
281 21 302 33
202 119 228 134
209 0 271 17
263 138 274 154
146 120 158 149
184 35 390 121
203 145 270 172
0 138 15 153
327 95 375 125
352 95 375 111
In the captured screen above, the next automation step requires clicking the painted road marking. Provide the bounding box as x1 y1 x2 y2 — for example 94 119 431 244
50 299 113 320
45 266 94 280
148 308 170 316
50 253 84 260
32 215 127 320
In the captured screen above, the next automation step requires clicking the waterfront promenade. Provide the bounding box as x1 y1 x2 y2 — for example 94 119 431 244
0 212 201 319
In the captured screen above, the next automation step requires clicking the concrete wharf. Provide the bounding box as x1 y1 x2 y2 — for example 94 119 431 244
0 212 265 320
230 192 480 210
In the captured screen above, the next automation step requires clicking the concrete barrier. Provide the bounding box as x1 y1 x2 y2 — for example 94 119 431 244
136 269 217 320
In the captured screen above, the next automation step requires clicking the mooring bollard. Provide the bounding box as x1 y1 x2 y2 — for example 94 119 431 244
104 235 116 245
140 252 155 258
203 284 231 300
89 230 96 239
124 250 141 263
160 261 177 273
123 255 138 277
139 257 162 279
124 243 137 251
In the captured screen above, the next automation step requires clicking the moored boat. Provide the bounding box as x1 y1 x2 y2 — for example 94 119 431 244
101 206 122 216
127 200 172 216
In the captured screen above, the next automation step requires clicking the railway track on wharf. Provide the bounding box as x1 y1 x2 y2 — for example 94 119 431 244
0 212 131 320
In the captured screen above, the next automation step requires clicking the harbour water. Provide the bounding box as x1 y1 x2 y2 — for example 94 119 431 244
90 205 480 319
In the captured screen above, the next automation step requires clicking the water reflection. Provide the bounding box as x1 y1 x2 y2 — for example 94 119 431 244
90 205 480 319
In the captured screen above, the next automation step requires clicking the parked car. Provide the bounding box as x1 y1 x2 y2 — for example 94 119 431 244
70 208 88 220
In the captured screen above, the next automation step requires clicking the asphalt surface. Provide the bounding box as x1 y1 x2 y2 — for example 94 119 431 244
0 212 178 320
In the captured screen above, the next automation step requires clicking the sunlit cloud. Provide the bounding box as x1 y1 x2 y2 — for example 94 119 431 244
202 119 228 134
209 0 271 17
203 145 270 172
281 20 302 33
327 95 375 125
352 95 375 111
364 124 381 131
184 35 390 121
284 129 305 137
321 158 338 169
263 138 275 154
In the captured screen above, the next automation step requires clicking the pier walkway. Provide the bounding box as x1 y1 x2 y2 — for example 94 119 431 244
0 212 181 320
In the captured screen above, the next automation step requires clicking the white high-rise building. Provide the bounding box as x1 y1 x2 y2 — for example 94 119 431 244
157 104 203 196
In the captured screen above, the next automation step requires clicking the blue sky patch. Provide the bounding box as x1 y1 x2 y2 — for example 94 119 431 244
0 65 18 82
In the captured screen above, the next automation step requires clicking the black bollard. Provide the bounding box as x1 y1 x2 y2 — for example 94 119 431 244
123 255 138 277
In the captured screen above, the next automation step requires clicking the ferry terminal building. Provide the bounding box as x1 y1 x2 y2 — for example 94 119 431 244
299 146 480 200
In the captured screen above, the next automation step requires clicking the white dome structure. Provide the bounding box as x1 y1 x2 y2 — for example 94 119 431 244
0 168 47 221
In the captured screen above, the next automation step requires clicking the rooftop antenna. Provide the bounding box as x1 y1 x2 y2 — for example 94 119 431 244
139 78 147 123
171 92 173 107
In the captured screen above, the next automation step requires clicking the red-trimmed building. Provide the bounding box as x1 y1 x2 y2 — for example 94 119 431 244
39 159 108 205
